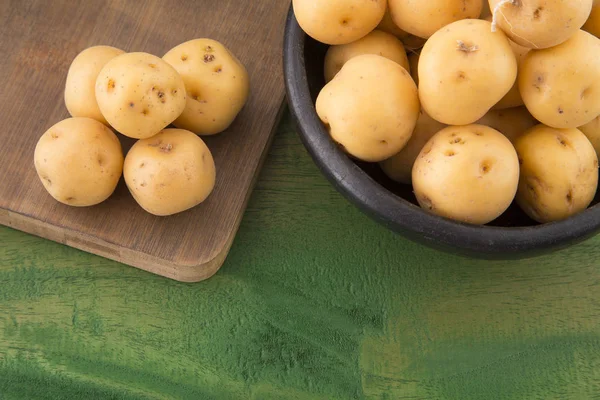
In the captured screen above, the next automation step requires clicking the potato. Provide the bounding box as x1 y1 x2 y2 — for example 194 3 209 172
476 106 538 143
519 30 600 129
379 109 446 184
316 54 420 163
481 1 492 18
408 51 420 86
389 0 482 39
324 30 409 83
514 125 598 223
579 115 600 157
583 3 600 37
377 7 426 50
124 129 216 216
418 19 517 125
95 52 186 139
489 0 593 49
64 46 124 125
34 117 123 207
292 0 386 45
412 125 520 225
163 39 250 136
492 39 529 110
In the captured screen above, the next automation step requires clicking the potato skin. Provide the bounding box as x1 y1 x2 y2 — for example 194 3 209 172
583 4 600 37
292 0 386 45
34 117 123 207
579 115 600 158
389 0 482 39
64 46 124 125
418 19 517 125
124 129 216 216
514 125 598 223
412 124 520 225
519 30 600 129
476 106 538 143
163 39 250 136
489 0 593 49
324 30 409 83
316 54 420 163
95 52 187 139
377 7 426 50
379 109 446 184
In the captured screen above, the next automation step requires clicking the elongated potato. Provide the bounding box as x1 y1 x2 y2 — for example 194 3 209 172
489 0 593 49
514 125 598 223
412 124 520 225
34 117 123 207
418 19 517 125
163 39 250 135
95 52 187 139
316 54 420 162
519 30 600 129
389 0 482 39
292 0 386 45
64 46 124 125
324 30 409 82
380 109 446 184
476 106 538 143
579 115 600 157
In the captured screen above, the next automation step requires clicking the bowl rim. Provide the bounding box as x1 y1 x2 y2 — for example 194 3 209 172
282 7 600 256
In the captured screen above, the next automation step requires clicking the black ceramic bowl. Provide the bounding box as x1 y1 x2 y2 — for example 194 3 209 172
283 8 600 259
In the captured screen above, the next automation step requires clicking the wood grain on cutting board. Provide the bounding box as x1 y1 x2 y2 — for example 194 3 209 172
0 0 290 282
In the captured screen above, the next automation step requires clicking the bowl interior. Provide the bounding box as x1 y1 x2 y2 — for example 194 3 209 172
302 35 600 229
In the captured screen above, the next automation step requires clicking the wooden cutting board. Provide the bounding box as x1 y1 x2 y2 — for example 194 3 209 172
0 0 290 282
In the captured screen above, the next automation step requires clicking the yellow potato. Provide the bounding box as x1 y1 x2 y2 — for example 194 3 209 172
292 0 386 45
377 7 426 50
418 19 517 125
34 117 123 207
95 52 186 139
412 124 520 225
492 39 529 110
579 115 600 157
583 3 600 37
64 46 125 125
476 106 538 143
489 0 593 49
519 30 600 129
379 109 446 184
316 54 420 163
514 124 598 223
124 129 216 216
163 39 250 136
389 0 482 39
408 51 420 86
324 30 409 83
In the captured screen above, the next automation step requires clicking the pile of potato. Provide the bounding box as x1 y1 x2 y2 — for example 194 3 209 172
293 0 600 225
34 39 249 216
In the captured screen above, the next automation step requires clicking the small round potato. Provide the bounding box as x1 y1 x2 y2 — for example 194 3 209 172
124 129 216 216
316 54 420 163
389 0 482 39
476 106 538 143
377 8 426 50
412 125 520 225
583 4 600 37
418 19 517 125
489 0 593 49
579 115 600 158
163 39 250 136
34 117 123 207
292 0 386 45
95 52 187 139
64 45 125 125
519 30 600 129
379 109 446 184
492 39 529 110
514 125 598 223
324 30 409 83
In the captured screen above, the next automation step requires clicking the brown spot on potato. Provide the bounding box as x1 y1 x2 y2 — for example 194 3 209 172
157 91 165 103
380 140 388 145
457 71 467 81
50 133 59 139
533 7 543 19
129 102 135 108
204 54 215 63
445 150 456 157
450 137 465 145
456 40 478 54
205 46 214 53
214 66 223 73
159 143 173 153
97 155 104 166
474 130 483 136
139 163 145 168
107 79 116 92
341 18 349 26
581 87 592 100
142 109 149 116
566 190 573 205
533 74 544 91
419 194 435 211
42 176 52 185
480 160 493 174
65 197 75 202
172 89 178 95
149 63 157 69
181 54 188 61
558 107 564 114
557 136 569 147
140 182 147 187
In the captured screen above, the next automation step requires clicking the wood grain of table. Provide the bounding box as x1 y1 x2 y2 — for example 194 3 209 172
1 114 600 399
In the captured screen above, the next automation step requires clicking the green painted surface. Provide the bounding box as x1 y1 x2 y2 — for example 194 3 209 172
1 113 600 399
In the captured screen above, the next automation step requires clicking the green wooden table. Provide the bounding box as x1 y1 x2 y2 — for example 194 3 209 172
1 114 600 399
